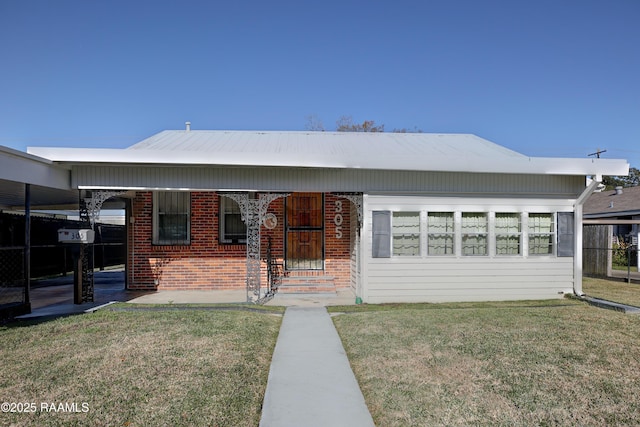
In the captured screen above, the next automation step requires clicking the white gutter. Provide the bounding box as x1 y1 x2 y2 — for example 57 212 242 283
573 179 601 296
0 145 71 190
27 146 630 176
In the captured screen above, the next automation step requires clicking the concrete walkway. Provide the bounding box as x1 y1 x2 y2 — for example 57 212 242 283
609 269 640 283
260 307 375 427
582 295 640 314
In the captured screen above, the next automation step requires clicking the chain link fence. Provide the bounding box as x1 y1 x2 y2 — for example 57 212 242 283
583 224 639 282
1 212 126 317
583 245 639 282
0 247 25 307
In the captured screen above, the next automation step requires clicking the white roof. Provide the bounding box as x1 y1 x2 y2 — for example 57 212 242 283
128 130 527 157
28 130 629 176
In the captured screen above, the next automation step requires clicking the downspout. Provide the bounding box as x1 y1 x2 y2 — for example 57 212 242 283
359 194 367 304
573 178 601 296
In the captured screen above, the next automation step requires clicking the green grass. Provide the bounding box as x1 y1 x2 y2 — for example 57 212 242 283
612 264 638 272
332 300 640 426
114 301 287 313
0 308 282 426
583 276 640 307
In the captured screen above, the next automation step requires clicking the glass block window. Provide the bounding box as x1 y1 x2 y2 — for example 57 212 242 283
461 212 488 256
528 213 555 255
153 191 190 245
495 213 521 255
219 196 246 244
427 212 455 255
392 212 420 256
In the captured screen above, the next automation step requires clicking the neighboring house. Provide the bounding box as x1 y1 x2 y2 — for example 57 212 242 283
584 185 640 238
24 128 628 303
583 185 640 276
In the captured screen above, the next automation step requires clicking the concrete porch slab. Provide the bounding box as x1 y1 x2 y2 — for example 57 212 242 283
126 290 247 304
265 289 358 307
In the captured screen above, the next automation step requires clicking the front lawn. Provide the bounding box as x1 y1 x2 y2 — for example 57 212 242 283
332 300 640 426
0 307 282 426
612 264 638 272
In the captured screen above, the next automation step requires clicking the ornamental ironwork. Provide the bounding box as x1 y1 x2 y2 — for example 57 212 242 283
84 190 127 228
78 190 126 303
222 192 289 303
334 193 363 224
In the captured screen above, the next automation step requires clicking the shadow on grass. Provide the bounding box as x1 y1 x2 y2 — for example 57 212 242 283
2 303 285 329
328 298 583 314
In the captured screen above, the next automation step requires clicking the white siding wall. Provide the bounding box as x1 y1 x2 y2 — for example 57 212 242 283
362 194 576 303
72 165 585 196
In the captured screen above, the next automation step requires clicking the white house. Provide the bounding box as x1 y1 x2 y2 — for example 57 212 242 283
18 128 629 304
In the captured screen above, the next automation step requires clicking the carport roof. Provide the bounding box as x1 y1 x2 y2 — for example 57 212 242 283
0 146 77 210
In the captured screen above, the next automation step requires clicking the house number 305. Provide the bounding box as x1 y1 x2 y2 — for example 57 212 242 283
334 200 343 239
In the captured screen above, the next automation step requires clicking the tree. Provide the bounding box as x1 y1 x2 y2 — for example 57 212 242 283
304 115 325 131
335 115 384 132
602 167 639 189
305 114 422 133
392 126 423 133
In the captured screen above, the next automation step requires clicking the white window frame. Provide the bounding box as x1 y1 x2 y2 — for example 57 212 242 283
427 211 456 256
392 211 421 256
527 213 555 256
494 212 522 256
461 212 488 256
153 191 190 245
370 208 563 260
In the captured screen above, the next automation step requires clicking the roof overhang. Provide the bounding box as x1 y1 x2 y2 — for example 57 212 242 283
584 210 640 219
0 146 77 210
27 146 630 177
583 219 640 224
1 146 70 190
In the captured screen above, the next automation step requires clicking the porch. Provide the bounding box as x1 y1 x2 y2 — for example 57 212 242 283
126 190 363 304
18 269 357 320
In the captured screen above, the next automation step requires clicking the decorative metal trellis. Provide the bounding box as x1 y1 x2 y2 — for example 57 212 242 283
334 193 364 298
78 190 126 303
334 193 363 225
222 192 289 303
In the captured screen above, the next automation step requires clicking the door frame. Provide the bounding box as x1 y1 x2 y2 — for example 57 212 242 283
284 192 325 271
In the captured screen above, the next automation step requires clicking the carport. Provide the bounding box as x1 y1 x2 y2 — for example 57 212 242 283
0 146 127 317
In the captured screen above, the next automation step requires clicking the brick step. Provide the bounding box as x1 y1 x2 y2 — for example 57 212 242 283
277 276 336 294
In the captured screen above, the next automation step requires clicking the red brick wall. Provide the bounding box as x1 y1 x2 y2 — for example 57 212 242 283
324 194 352 288
126 191 352 290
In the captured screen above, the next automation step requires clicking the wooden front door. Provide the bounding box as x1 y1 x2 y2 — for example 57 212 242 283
285 193 324 270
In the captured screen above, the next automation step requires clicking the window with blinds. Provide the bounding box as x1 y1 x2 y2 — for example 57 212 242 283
153 191 190 245
372 210 564 259
392 212 420 256
461 212 488 256
528 213 554 255
219 196 246 244
495 213 521 255
427 212 455 255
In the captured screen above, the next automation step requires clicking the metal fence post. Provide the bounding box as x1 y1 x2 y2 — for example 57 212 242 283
628 245 632 283
23 183 31 310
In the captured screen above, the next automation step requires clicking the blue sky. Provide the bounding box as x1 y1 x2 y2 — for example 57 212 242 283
1 0 639 167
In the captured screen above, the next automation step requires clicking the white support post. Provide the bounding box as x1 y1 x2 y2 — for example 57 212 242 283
335 193 364 302
574 180 600 296
79 190 126 303
222 192 289 303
